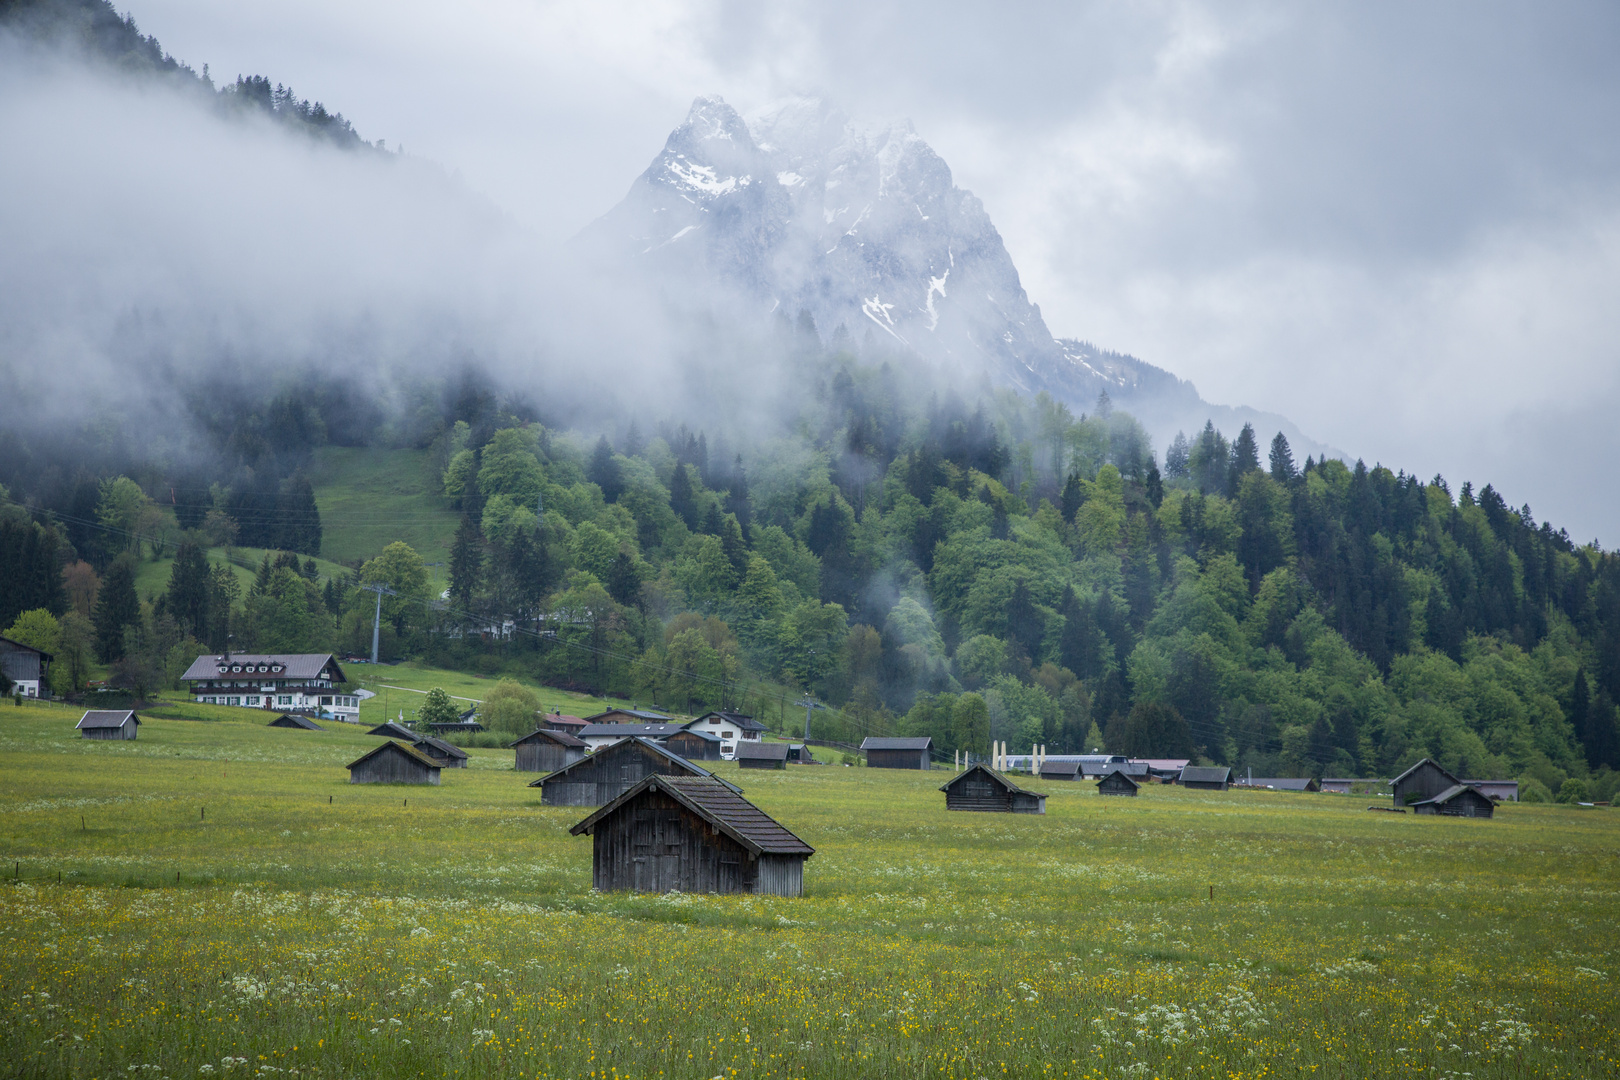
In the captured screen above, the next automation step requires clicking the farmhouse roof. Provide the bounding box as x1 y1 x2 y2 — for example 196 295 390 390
0 634 54 662
1038 760 1081 777
508 728 587 749
346 740 442 771
735 741 790 762
1179 766 1233 784
269 713 324 730
668 727 722 742
581 722 690 738
689 710 768 733
76 710 138 729
529 736 741 792
860 736 933 750
570 774 814 856
940 763 1046 797
180 653 343 682
546 714 589 729
412 735 469 760
583 708 672 723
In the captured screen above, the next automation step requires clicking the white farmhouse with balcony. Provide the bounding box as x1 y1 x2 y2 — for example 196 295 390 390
180 653 361 720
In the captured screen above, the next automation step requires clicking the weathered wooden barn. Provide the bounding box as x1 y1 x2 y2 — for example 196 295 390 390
510 728 588 772
1412 784 1495 818
786 743 816 764
411 735 469 768
1097 768 1140 796
940 764 1047 814
1391 758 1463 807
347 740 441 785
268 713 323 730
531 736 733 807
368 720 419 740
736 742 789 770
569 774 814 896
1037 759 1081 781
664 728 724 761
76 710 139 740
1178 766 1233 790
861 736 933 770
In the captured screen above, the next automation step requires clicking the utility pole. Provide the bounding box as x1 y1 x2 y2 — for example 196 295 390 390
794 696 824 744
361 583 398 664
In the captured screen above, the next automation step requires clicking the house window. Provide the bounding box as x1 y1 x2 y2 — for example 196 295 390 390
246 696 260 706
722 731 735 740
278 696 292 706
227 697 240 706
203 697 215 704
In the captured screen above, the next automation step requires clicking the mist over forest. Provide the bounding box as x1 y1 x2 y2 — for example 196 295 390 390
4 0 1620 805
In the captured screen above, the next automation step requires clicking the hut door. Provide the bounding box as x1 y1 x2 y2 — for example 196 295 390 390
657 811 683 889
631 814 655 891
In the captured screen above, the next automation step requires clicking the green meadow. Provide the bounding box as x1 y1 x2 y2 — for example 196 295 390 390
1 699 1616 1080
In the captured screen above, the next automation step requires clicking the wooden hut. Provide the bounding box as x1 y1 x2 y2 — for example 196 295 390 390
939 764 1047 814
1412 784 1496 818
510 728 588 772
268 713 323 730
569 774 814 896
1391 758 1462 808
368 720 419 740
346 741 441 785
411 735 469 769
1096 768 1139 797
736 742 789 770
531 736 733 808
76 710 139 740
1177 766 1233 791
860 736 933 770
664 727 724 762
786 743 816 764
1038 759 1082 781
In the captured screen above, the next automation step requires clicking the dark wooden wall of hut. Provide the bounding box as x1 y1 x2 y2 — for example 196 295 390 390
867 748 930 770
350 750 440 785
1394 761 1456 806
82 723 136 741
944 774 1013 812
516 742 584 772
591 789 753 894
1097 773 1137 796
665 733 722 761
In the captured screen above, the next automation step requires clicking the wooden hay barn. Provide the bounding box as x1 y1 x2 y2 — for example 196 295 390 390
368 720 420 740
1178 766 1233 790
860 736 933 770
939 764 1047 814
411 735 469 769
76 710 139 740
347 740 441 785
1097 768 1139 796
510 728 588 772
1038 759 1081 781
736 741 789 770
664 728 724 762
1392 758 1462 808
570 774 814 896
786 743 816 764
531 736 733 808
1412 784 1496 818
268 713 323 731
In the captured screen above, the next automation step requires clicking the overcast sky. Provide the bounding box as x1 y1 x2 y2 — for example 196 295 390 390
121 0 1620 543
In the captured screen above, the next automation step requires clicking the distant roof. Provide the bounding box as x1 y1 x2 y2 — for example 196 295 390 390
690 711 768 733
535 736 740 792
668 727 722 742
1235 777 1319 792
181 653 342 682
1392 758 1460 787
582 722 690 738
1137 759 1191 771
1038 760 1081 777
736 741 790 761
269 713 323 731
368 721 419 739
509 728 587 749
1179 766 1233 784
546 714 589 727
412 735 469 760
0 634 54 661
1413 783 1493 807
861 737 933 751
583 709 672 723
76 710 138 729
346 740 441 771
1097 767 1140 789
571 774 814 856
1081 760 1148 777
940 763 1046 797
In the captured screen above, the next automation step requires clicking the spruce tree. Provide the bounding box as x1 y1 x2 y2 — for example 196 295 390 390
448 515 484 614
587 436 624 502
1144 460 1164 509
1164 432 1191 480
1005 579 1043 661
1060 474 1084 522
166 541 212 639
1268 432 1296 482
92 555 140 663
668 463 697 530
1228 423 1260 495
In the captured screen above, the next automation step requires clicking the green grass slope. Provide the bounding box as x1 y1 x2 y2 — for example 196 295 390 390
308 445 460 572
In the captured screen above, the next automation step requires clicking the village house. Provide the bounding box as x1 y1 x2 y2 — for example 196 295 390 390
0 635 52 698
664 727 724 762
940 763 1047 814
1178 766 1234 791
578 721 691 751
1233 777 1321 792
541 711 590 735
569 774 814 896
346 740 441 785
76 710 139 740
411 735 468 769
531 736 735 807
684 710 767 758
510 728 588 772
181 653 360 720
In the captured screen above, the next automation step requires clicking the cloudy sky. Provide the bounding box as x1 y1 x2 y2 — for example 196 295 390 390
112 0 1620 542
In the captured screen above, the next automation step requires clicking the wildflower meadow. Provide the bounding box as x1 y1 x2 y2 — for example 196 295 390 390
2 700 1616 1079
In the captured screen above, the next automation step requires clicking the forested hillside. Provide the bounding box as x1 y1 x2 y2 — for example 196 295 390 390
4 329 1618 803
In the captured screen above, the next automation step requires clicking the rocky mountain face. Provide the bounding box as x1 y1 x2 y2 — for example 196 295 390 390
579 95 1336 459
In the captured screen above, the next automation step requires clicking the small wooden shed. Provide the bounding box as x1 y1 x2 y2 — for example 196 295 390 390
570 774 814 896
1412 784 1496 818
1391 758 1462 808
368 720 419 740
412 735 469 769
1097 768 1139 796
268 713 323 731
76 710 139 740
1038 759 1081 781
346 740 441 785
531 736 730 807
939 764 1047 814
736 741 789 770
1178 766 1233 791
664 728 724 762
510 728 588 772
786 743 816 764
861 736 933 770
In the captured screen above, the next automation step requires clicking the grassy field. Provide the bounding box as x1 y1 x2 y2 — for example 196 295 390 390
132 547 355 606
342 661 640 728
308 446 460 578
1 699 1616 1080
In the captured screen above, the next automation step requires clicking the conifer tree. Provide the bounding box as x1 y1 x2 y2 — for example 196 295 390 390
448 515 483 614
1268 432 1296 482
587 436 624 502
668 463 698 530
92 555 140 662
1228 423 1260 495
1060 474 1084 522
166 541 211 639
1164 432 1191 480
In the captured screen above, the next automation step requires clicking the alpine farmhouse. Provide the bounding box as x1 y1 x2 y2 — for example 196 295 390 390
180 653 361 720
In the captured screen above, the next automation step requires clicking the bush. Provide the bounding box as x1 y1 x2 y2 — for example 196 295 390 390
481 678 541 735
1519 777 1554 804
1556 778 1590 804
